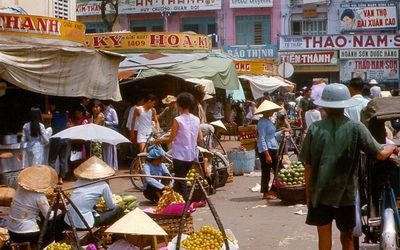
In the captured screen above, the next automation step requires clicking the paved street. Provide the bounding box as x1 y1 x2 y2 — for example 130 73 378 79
63 139 379 249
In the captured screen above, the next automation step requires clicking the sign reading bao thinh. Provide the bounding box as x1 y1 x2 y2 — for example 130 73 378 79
85 32 212 52
0 14 86 46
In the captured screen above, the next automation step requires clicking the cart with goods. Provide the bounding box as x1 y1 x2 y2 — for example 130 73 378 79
165 175 239 250
274 131 305 205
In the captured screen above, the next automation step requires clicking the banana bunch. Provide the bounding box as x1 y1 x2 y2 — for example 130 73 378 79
155 190 185 213
44 190 71 204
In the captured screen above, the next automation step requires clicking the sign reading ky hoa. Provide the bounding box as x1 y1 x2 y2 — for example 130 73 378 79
76 0 221 15
85 32 212 52
221 45 277 59
339 2 397 31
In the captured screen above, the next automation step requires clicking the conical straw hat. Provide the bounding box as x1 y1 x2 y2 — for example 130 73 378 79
210 120 227 131
74 156 116 180
254 100 282 114
17 165 58 193
105 209 168 235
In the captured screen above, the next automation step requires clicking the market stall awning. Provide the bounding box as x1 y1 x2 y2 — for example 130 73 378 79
185 78 215 94
239 75 295 100
0 44 125 101
119 52 240 91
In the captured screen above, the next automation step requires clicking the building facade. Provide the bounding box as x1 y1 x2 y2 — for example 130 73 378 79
1 0 76 20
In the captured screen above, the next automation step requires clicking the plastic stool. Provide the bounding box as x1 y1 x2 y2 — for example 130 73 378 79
10 241 32 250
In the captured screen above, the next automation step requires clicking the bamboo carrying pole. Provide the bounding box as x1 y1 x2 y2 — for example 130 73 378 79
36 174 230 249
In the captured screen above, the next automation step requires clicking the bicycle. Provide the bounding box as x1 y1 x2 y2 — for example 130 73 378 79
129 132 207 191
202 122 230 189
129 132 173 191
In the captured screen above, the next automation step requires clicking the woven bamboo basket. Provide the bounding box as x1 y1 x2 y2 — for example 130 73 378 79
0 186 15 206
147 213 195 240
277 185 306 204
226 162 234 183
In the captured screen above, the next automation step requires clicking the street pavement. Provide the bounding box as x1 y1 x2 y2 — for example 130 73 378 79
63 139 379 250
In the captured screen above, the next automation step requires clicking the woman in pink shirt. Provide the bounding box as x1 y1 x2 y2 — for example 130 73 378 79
156 92 203 201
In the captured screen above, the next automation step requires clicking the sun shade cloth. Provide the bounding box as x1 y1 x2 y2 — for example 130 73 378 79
0 42 125 101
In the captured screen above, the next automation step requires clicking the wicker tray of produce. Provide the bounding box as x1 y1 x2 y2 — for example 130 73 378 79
147 213 194 240
276 185 306 204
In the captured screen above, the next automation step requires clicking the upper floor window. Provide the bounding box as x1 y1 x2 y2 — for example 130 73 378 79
236 15 271 45
291 19 327 35
54 0 70 19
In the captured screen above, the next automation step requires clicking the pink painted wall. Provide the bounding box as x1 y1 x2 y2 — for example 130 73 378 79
123 0 282 46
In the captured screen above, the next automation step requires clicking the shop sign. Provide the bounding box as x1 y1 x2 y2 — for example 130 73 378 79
0 14 85 45
279 34 400 51
221 45 277 59
339 2 397 32
340 49 398 59
84 32 211 51
340 58 399 84
234 60 277 75
76 0 221 16
279 51 337 65
229 0 273 9
303 9 317 18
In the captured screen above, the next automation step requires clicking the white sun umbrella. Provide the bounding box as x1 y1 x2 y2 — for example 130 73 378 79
51 123 131 145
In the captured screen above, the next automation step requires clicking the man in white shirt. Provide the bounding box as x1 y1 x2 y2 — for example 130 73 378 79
369 79 381 99
345 77 370 121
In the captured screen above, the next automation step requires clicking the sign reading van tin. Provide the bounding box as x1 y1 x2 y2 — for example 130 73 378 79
230 0 273 8
339 2 397 32
339 49 399 84
279 34 400 51
279 51 337 65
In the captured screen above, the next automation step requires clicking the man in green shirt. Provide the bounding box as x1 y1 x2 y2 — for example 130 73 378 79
299 83 399 250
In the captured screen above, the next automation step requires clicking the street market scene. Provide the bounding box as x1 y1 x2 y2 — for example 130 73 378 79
1 0 400 249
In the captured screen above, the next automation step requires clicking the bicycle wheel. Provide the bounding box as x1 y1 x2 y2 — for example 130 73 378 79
129 156 146 191
210 152 229 188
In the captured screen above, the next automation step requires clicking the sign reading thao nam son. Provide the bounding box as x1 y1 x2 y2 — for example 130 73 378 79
84 32 212 52
279 34 400 51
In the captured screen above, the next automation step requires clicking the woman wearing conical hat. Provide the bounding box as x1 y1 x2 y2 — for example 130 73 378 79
255 101 291 200
64 156 124 229
8 165 66 247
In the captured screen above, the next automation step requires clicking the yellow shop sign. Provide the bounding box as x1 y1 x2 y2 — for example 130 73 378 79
0 14 85 45
84 32 212 52
234 60 278 75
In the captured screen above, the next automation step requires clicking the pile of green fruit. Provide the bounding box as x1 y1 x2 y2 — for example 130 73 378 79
46 242 72 250
186 168 208 186
181 225 234 250
276 161 305 186
96 194 138 211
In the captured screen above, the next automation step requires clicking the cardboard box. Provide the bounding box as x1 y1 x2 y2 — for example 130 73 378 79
238 125 257 141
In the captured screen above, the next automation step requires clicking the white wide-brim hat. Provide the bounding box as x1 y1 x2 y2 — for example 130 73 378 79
254 100 282 114
369 79 378 85
314 83 361 108
162 95 177 104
